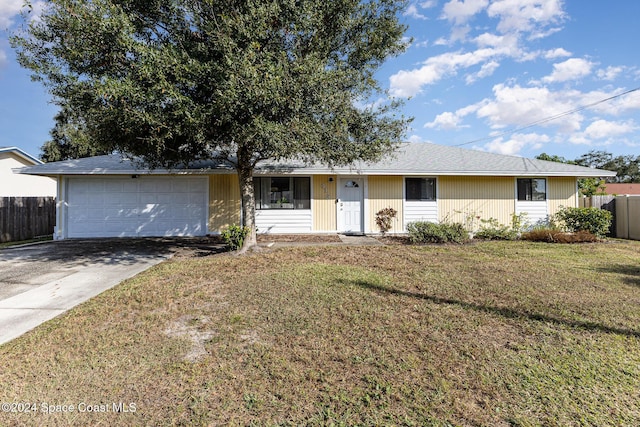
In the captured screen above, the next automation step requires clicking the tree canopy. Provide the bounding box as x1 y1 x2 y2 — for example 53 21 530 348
13 0 411 249
574 150 640 183
40 105 111 162
536 150 640 196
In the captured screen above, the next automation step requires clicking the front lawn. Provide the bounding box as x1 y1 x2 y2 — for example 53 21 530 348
1 240 639 426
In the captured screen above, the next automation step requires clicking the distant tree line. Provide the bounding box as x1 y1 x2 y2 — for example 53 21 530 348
536 151 640 196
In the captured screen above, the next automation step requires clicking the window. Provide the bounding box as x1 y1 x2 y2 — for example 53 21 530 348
254 177 311 209
517 178 546 201
406 178 436 201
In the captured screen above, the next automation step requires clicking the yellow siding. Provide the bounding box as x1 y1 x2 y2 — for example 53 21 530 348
548 177 578 215
208 174 241 233
367 176 404 233
312 175 337 231
439 176 514 227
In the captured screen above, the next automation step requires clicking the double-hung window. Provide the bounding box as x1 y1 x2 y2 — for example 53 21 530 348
517 178 546 201
254 177 311 209
405 178 436 201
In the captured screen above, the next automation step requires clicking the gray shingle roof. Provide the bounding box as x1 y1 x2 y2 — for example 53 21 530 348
17 142 616 178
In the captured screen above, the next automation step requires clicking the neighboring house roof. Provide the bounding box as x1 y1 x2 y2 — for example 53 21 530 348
603 183 640 195
0 146 43 165
17 142 616 178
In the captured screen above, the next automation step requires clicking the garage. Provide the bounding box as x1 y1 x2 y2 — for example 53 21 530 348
64 176 208 238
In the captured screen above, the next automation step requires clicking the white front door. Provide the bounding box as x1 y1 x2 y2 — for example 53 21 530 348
338 178 364 233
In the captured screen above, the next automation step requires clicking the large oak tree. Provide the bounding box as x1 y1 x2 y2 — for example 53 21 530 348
13 0 411 250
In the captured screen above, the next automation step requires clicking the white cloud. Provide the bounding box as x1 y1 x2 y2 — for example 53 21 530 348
442 0 489 25
405 1 439 19
483 132 549 155
487 0 566 34
528 25 563 41
390 47 511 97
473 32 520 51
466 60 500 84
607 89 640 114
567 88 640 117
0 48 6 67
544 48 572 59
424 103 479 129
425 111 463 130
0 0 23 28
542 58 593 83
583 119 637 140
567 120 636 146
408 134 430 143
476 84 584 132
0 0 45 28
433 37 449 46
596 66 625 81
404 4 428 20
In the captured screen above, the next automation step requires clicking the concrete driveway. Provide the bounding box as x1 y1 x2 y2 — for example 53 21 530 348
0 238 225 345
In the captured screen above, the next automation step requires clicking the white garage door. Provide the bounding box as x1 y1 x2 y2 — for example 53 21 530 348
66 177 208 238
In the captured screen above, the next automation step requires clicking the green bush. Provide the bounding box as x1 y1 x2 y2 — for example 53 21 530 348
407 221 469 244
554 206 612 237
221 224 250 251
474 218 519 240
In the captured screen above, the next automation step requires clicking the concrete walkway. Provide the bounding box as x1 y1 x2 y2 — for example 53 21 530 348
337 234 384 245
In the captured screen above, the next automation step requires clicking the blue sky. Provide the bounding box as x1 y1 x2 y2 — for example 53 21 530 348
1 0 639 161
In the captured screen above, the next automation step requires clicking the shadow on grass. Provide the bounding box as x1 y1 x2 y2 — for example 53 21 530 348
0 237 228 265
595 265 640 287
346 279 640 339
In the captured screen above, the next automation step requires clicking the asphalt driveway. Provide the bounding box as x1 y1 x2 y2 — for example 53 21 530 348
0 238 225 345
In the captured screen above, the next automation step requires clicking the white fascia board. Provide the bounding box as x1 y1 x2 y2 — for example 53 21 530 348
17 165 616 178
17 168 236 177
0 147 43 165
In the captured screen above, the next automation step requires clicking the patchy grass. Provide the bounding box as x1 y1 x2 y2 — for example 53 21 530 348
1 240 639 426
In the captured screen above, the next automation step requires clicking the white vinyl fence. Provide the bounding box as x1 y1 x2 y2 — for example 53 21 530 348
581 195 640 240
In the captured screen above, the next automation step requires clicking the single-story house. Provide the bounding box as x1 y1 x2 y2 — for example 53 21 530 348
1 147 56 197
17 142 616 240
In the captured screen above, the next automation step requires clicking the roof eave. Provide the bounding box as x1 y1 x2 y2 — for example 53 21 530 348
18 168 616 178
1 147 43 165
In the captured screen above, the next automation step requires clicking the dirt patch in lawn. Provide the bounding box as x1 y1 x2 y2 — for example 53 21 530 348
374 234 412 245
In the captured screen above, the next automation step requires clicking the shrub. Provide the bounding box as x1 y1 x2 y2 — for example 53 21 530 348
375 207 398 235
407 221 469 244
554 206 612 237
474 218 519 240
521 229 599 243
221 224 250 251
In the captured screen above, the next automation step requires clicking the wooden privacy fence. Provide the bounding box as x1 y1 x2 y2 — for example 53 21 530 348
581 195 640 240
0 197 56 243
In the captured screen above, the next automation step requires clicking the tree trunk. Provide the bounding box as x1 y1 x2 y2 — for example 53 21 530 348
236 160 258 254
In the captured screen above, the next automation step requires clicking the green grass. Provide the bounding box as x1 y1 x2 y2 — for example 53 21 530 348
1 240 639 426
